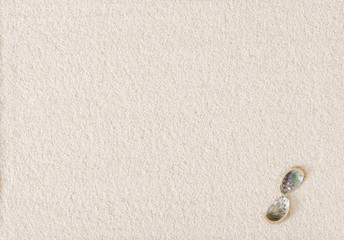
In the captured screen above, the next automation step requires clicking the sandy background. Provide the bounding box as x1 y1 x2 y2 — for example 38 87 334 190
1 1 344 239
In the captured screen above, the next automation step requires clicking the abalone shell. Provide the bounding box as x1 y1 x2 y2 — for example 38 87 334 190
280 168 305 195
266 196 290 222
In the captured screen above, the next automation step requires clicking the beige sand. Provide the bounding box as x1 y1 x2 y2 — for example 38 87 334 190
1 1 344 239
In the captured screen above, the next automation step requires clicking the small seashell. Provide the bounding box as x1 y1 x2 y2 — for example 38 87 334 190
280 167 305 195
266 196 290 222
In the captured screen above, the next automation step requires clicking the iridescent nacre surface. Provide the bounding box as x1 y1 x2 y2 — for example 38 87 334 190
280 168 304 195
266 196 290 222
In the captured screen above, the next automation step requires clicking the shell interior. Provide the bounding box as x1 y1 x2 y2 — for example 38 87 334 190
280 169 304 195
266 196 290 222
